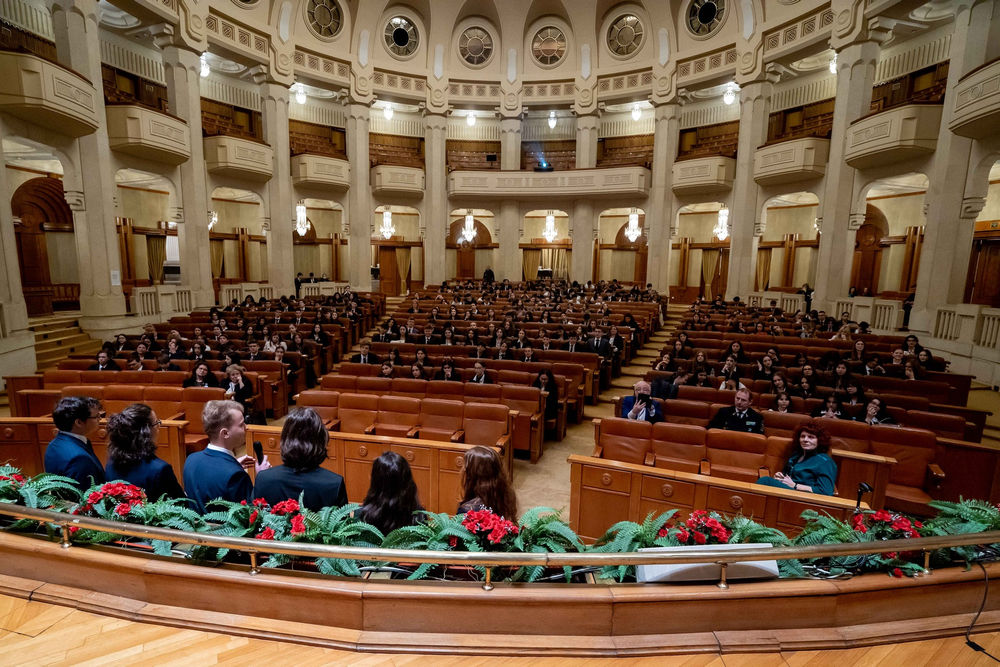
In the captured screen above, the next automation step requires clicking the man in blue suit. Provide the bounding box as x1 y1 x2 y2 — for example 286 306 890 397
620 380 663 424
183 399 270 513
45 396 106 490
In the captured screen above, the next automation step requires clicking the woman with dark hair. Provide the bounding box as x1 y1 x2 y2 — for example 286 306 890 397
721 341 749 363
410 363 427 380
850 338 866 362
223 364 255 414
917 348 944 372
378 361 395 378
830 361 853 394
434 359 460 381
753 355 776 381
843 379 866 406
794 376 816 400
532 369 560 420
253 407 346 511
355 451 424 534
457 446 518 520
858 397 897 425
756 419 837 496
183 361 219 388
770 391 792 414
384 347 401 367
105 403 183 500
812 393 846 419
770 373 790 395
671 340 691 360
654 352 676 372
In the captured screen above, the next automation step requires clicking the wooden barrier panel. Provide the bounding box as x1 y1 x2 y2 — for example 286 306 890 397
568 453 863 542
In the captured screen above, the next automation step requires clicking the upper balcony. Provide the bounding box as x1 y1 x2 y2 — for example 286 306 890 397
203 135 273 181
447 166 650 199
106 104 190 165
291 153 350 189
753 137 830 186
371 164 425 196
844 104 943 170
671 156 736 196
0 51 98 137
949 58 1000 139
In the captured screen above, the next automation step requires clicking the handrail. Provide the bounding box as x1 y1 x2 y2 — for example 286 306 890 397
2 504 998 570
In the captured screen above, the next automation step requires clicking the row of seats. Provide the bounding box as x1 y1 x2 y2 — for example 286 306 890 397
595 416 941 515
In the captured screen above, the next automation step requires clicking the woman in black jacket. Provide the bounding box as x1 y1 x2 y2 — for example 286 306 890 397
105 403 184 500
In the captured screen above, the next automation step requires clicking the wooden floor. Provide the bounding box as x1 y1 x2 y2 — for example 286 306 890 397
0 592 997 665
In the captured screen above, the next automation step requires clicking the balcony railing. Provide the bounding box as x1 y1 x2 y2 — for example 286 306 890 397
844 104 943 169
106 104 190 165
0 51 99 137
949 57 1000 139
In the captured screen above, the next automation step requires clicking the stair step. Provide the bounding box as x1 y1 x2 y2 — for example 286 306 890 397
34 326 83 343
29 319 80 334
35 332 93 352
35 340 103 366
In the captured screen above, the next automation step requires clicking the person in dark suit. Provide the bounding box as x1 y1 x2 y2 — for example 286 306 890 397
434 359 461 381
416 324 441 346
621 380 663 423
482 267 495 284
105 403 184 500
350 340 380 364
223 365 255 417
565 333 582 354
588 331 611 358
469 361 492 384
183 361 219 388
45 396 106 490
253 408 347 511
183 399 269 513
88 351 120 371
707 388 764 434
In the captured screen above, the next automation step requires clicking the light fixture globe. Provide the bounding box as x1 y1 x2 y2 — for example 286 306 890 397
631 104 642 121
829 53 838 74
543 211 558 243
383 103 393 120
462 210 477 243
295 203 309 236
722 83 738 105
380 208 395 239
466 112 476 126
625 208 642 242
714 206 730 241
200 54 210 78
294 85 307 105
208 210 218 230
547 110 557 129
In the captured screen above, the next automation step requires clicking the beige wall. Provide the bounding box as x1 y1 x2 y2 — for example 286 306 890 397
868 193 926 293
212 198 263 234
45 232 77 283
522 211 569 241
977 181 1000 222
118 187 168 227
371 210 420 241
761 204 818 241
307 206 342 237
676 211 721 244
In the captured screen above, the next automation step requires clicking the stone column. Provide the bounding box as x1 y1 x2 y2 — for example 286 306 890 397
0 125 36 383
910 1 1000 329
571 199 596 282
346 103 372 290
813 38 882 310
500 117 522 171
497 200 521 281
726 79 773 298
423 112 448 286
257 78 294 298
575 114 599 169
48 0 127 334
158 43 214 307
645 102 680 292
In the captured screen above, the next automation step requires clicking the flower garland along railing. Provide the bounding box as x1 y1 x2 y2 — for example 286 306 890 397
2 465 1000 587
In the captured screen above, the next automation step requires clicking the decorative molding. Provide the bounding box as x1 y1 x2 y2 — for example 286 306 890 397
288 98 346 128
445 115 500 141
771 70 836 112
200 76 261 111
762 6 835 57
371 69 427 100
522 80 576 101
64 190 85 212
599 111 654 138
679 98 741 129
447 80 502 101
961 196 987 220
99 31 165 84
292 48 351 86
595 68 654 100
0 0 54 39
848 212 866 230
204 10 271 63
874 28 951 85
677 46 739 84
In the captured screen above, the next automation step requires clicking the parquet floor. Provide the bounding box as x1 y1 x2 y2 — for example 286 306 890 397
0 592 998 664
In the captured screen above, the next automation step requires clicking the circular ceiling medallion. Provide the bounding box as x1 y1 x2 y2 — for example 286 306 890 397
459 26 494 66
607 14 644 57
385 16 419 58
306 0 342 40
531 26 567 66
687 0 727 37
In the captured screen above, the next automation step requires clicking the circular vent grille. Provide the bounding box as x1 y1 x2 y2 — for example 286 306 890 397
305 0 342 39
459 27 494 66
531 26 567 66
607 14 644 56
385 16 419 58
687 0 727 37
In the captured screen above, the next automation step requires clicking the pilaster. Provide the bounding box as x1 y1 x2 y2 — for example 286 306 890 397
346 102 372 290
500 118 522 171
497 200 521 281
256 74 294 298
646 102 680 292
156 37 214 307
48 0 127 328
423 112 448 286
571 200 596 282
575 115 599 169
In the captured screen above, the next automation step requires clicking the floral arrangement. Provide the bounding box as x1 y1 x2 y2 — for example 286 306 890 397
0 466 998 584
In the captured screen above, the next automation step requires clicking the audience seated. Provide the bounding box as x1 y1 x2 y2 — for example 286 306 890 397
457 446 518 520
45 396 106 490
354 451 425 534
756 419 838 496
105 403 184 500
707 387 764 434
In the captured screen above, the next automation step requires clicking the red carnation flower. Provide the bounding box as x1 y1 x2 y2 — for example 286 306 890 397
290 514 306 536
675 528 690 543
448 536 458 548
253 498 269 507
248 510 258 524
657 528 669 538
693 531 707 545
115 503 131 516
256 527 275 540
271 499 300 515
87 492 103 504
892 567 903 578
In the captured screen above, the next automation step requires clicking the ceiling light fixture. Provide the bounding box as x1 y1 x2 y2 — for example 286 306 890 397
207 210 218 230
383 103 393 120
466 112 476 126
714 207 730 242
295 202 309 236
547 110 557 129
462 210 477 242
722 82 739 106
294 84 307 105
625 208 641 242
631 103 641 121
380 207 395 239
200 54 210 78
543 210 558 243
829 53 838 75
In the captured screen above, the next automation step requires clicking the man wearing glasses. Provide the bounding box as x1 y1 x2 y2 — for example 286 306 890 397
45 396 106 490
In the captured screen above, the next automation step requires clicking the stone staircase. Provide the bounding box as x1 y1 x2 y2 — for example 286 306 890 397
31 316 104 371
599 303 684 403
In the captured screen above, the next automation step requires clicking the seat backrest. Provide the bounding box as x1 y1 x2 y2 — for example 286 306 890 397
377 395 421 425
102 384 145 414
463 402 510 446
321 375 357 392
762 411 810 438
296 390 339 421
356 376 392 394
419 398 465 431
338 362 374 377
764 436 796 476
142 386 184 418
43 370 81 388
79 371 113 384
426 380 466 401
391 378 428 398
338 392 379 433
60 385 104 400
497 369 534 385
152 371 189 385
181 386 228 436
662 399 712 426
650 422 706 473
705 429 768 472
821 419 872 453
677 386 719 403
869 425 937 487
906 410 966 440
118 370 155 384
598 417 652 465
500 385 542 414
464 383 502 402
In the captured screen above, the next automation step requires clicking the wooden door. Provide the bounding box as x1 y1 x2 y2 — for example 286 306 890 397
378 247 398 296
456 244 475 279
15 205 54 316
850 223 883 296
966 239 1000 307
633 246 648 285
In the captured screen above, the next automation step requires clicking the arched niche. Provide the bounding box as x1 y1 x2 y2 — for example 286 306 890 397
521 209 570 281
447 210 495 280
968 161 1000 306
857 173 928 297
672 202 729 302
294 199 344 282
373 204 422 297
757 192 820 292
208 187 268 286
596 207 646 284
10 177 75 315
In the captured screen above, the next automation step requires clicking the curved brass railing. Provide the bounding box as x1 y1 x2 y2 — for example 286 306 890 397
2 504 998 587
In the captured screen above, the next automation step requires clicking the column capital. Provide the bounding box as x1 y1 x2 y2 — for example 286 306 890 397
830 0 894 50
422 111 448 133
961 196 987 220
64 189 86 213
652 101 681 122
347 102 371 123
500 117 522 133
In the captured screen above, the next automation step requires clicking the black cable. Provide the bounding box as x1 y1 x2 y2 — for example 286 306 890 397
966 561 1000 662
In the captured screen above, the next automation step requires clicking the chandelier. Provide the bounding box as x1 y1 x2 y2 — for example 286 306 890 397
547 110 557 129
722 82 739 105
631 103 641 121
543 210 558 243
625 208 642 243
383 103 393 120
829 53 838 74
714 207 730 242
207 210 217 231
380 207 395 239
200 53 210 78
462 210 477 243
295 202 309 236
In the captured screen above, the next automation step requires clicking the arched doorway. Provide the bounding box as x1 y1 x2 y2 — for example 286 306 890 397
372 205 422 296
597 208 647 284
521 209 569 280
672 202 730 301
966 160 1000 306
11 177 73 316
850 204 889 296
757 192 820 292
447 211 494 279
